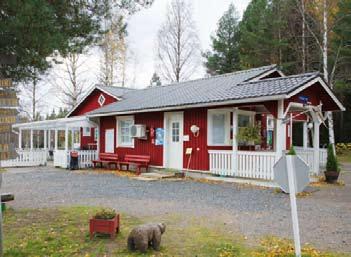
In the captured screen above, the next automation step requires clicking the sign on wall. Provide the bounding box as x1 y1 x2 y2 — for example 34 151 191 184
0 78 19 161
155 128 164 146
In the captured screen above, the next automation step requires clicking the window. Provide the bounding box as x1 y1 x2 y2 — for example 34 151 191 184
82 127 91 137
208 109 230 146
172 122 180 142
116 116 134 147
98 94 106 106
238 115 250 128
94 128 99 142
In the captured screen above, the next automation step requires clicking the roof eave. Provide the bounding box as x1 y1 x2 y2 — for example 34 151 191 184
87 94 286 117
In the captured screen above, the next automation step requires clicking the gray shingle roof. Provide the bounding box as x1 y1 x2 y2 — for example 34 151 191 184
88 66 319 116
98 85 136 98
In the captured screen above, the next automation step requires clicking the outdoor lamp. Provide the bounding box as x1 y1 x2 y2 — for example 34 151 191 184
190 125 200 137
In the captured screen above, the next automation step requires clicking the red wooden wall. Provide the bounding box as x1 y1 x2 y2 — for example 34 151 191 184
115 112 164 166
68 88 117 149
70 89 117 117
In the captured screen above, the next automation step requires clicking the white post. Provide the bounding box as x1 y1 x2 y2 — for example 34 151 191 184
18 128 22 149
54 129 58 150
71 129 74 150
43 129 47 150
96 118 100 155
276 100 286 159
30 129 33 149
48 129 51 149
286 155 302 257
303 122 308 149
232 108 238 176
64 127 69 151
313 121 320 175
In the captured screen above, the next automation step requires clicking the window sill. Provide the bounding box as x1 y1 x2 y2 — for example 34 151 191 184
116 144 134 149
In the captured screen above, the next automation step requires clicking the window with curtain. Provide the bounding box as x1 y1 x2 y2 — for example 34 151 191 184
208 110 230 145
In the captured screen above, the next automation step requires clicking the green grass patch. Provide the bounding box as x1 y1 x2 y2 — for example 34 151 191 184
3 206 349 257
338 151 351 164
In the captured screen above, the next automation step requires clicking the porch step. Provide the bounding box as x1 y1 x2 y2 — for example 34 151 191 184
131 177 159 181
140 172 175 179
203 176 280 188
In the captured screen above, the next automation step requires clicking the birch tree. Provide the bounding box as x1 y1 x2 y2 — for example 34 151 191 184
50 53 90 110
296 0 341 152
156 0 201 82
98 15 128 86
19 76 47 121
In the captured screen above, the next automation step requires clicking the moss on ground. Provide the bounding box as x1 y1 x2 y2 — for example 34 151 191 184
3 207 349 257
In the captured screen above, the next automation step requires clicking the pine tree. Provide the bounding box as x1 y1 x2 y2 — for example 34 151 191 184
203 3 241 75
149 72 162 87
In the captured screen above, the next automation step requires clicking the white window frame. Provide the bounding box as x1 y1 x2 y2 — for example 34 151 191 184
116 115 134 148
82 127 91 137
98 94 106 106
207 109 231 146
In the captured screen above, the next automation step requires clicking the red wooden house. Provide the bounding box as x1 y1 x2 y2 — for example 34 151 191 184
9 65 344 181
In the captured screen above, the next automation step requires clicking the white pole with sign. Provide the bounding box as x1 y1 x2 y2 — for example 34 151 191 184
274 155 309 257
286 155 302 257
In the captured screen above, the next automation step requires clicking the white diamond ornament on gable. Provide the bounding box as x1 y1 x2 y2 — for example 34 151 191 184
273 155 310 194
98 94 106 106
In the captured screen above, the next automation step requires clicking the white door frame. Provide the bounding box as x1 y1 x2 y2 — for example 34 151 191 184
163 111 184 169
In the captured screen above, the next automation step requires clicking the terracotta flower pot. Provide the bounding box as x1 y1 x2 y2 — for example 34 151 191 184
324 171 340 184
89 214 120 239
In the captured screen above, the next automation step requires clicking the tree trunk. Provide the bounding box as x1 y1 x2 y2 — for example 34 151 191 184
32 80 36 121
301 0 306 72
322 0 336 153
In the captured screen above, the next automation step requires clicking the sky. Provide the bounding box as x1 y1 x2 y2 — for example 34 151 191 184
29 0 251 116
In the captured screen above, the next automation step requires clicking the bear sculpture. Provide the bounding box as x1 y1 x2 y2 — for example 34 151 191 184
127 223 166 253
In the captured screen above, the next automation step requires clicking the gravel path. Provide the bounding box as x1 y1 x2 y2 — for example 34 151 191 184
2 166 351 253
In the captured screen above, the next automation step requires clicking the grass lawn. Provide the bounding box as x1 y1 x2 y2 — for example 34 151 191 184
338 151 351 164
3 206 349 257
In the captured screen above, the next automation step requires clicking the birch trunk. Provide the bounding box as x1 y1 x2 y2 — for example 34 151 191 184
322 0 336 153
301 0 306 72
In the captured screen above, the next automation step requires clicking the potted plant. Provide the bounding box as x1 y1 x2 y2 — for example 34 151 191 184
325 144 340 183
89 208 120 239
237 124 261 150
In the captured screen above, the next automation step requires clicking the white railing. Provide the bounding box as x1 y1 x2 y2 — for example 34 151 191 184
294 147 328 173
78 150 98 168
208 150 277 180
0 149 47 168
209 150 233 176
53 149 98 169
319 148 327 168
237 151 277 180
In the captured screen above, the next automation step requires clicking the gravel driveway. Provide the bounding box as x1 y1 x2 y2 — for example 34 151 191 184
2 166 351 253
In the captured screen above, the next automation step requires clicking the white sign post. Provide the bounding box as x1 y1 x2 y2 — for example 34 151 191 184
274 155 309 257
286 155 301 257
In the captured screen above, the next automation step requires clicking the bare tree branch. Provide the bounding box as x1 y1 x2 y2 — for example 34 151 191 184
156 0 201 83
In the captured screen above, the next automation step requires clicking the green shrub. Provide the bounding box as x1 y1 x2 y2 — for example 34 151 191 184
94 208 116 220
237 125 261 145
326 144 340 172
286 146 296 155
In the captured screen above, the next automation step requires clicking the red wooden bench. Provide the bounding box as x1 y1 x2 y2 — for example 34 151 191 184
92 153 119 169
118 155 151 175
